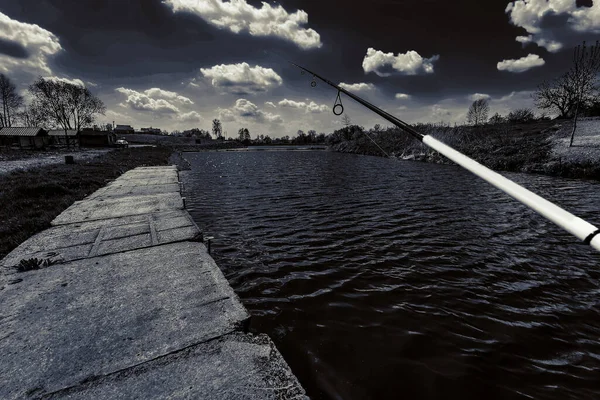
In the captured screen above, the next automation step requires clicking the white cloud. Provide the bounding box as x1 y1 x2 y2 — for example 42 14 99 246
0 12 63 84
43 76 86 87
177 111 202 122
278 98 329 113
265 101 277 108
395 93 411 100
431 104 452 120
200 62 282 94
339 82 375 92
468 93 491 101
115 87 197 115
116 87 181 114
144 88 194 104
497 53 545 72
163 0 322 50
362 47 439 77
505 0 600 52
218 98 283 123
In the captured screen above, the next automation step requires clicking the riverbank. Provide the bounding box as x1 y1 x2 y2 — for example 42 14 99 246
330 118 600 180
0 166 305 399
0 147 175 260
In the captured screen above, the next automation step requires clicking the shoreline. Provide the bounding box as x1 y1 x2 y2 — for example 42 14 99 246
329 118 600 181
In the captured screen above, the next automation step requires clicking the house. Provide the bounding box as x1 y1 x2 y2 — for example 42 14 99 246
80 129 117 147
47 129 80 147
0 127 49 149
114 124 135 134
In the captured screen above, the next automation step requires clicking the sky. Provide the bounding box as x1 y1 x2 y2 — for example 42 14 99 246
0 0 598 137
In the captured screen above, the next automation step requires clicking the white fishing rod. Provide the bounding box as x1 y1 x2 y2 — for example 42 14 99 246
290 61 600 252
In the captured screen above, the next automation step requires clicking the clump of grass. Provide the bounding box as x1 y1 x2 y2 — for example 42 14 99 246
0 146 173 259
14 257 57 272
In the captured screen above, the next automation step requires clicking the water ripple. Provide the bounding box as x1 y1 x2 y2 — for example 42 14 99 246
183 150 600 400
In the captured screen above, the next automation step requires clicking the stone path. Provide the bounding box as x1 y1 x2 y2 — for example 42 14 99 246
0 166 306 399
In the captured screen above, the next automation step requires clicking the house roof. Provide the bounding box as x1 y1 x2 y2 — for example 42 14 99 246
48 129 79 136
0 127 46 137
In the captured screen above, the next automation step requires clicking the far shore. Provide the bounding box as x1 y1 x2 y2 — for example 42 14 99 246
330 117 600 181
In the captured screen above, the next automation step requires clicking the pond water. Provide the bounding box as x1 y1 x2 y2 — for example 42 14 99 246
182 150 600 400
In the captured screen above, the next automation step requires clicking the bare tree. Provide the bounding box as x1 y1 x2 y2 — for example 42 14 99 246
533 41 600 146
466 98 489 126
17 103 46 127
0 74 24 127
568 41 600 146
341 113 352 127
212 118 222 139
28 77 105 147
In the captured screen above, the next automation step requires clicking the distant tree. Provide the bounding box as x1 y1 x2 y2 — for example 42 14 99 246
237 127 250 142
507 108 535 124
341 113 352 127
488 112 504 125
467 98 489 126
0 74 24 127
212 118 222 139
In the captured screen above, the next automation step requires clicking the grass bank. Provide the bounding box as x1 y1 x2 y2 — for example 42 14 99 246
0 146 173 259
330 120 600 180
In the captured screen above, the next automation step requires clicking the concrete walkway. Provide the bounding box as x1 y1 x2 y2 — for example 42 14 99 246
0 166 306 399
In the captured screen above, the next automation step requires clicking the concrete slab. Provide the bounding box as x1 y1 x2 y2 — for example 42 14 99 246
104 176 180 186
86 183 181 200
47 333 307 400
0 242 250 399
51 192 184 225
1 210 200 272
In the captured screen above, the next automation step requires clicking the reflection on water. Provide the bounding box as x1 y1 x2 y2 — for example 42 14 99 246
182 150 600 400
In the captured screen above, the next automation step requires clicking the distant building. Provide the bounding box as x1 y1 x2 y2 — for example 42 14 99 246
47 129 80 147
80 128 117 147
114 124 134 134
0 127 49 149
140 127 161 134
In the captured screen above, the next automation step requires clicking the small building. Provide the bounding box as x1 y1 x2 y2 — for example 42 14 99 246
140 127 161 134
0 127 49 149
47 129 80 147
80 129 117 147
114 124 135 134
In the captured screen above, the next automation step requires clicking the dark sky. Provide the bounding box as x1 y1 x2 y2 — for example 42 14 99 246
0 0 597 136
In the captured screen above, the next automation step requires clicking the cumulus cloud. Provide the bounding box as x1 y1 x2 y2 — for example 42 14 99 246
497 53 545 72
116 87 181 114
144 88 194 104
219 98 283 123
265 101 277 108
505 0 600 52
468 93 491 101
43 76 86 87
0 12 63 83
339 82 376 92
177 111 202 122
395 93 411 100
200 62 282 95
115 87 196 116
163 0 322 50
278 98 329 113
362 47 439 77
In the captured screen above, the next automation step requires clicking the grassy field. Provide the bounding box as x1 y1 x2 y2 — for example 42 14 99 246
0 147 173 259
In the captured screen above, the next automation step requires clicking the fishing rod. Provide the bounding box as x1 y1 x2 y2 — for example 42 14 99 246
290 61 600 252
